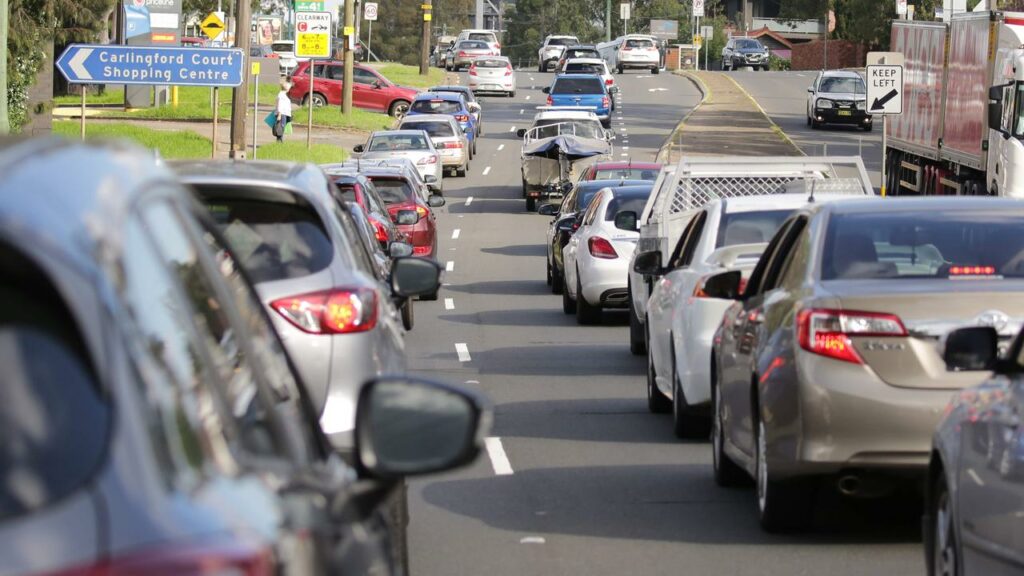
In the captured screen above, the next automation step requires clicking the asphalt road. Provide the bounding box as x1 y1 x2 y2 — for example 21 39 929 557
404 69 921 575
729 70 884 189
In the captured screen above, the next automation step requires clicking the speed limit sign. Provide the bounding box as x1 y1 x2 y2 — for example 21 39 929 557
364 2 378 21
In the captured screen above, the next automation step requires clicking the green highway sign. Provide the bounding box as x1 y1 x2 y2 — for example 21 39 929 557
295 1 325 11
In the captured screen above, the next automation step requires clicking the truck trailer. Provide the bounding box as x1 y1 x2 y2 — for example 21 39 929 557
888 11 1024 196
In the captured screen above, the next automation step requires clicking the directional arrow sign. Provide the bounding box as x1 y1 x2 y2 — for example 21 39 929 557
56 44 245 87
865 64 903 115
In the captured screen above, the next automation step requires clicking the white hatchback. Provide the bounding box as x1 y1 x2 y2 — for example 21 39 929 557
469 57 516 97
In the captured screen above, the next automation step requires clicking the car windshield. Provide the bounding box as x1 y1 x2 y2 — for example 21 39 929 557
551 77 603 94
566 63 604 74
402 121 456 138
201 193 335 283
605 192 653 220
593 167 660 181
369 134 430 151
822 211 1024 280
548 37 576 46
370 178 417 204
716 209 792 247
735 39 763 50
820 76 866 94
625 38 655 49
533 119 604 139
460 41 489 50
411 99 462 114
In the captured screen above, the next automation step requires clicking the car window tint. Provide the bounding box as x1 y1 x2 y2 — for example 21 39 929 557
402 120 456 137
199 190 334 283
141 201 285 460
777 223 812 290
605 193 651 220
372 178 416 204
332 201 379 275
460 41 489 49
594 168 660 181
677 212 708 267
411 99 462 114
468 33 495 42
819 77 866 94
353 68 378 85
745 219 797 296
716 210 792 248
761 218 808 291
552 77 603 94
370 134 430 150
361 180 389 217
582 190 604 225
327 64 344 80
476 59 506 68
625 39 655 48
548 37 575 46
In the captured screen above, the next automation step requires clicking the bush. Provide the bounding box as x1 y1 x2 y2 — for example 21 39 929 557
769 54 791 71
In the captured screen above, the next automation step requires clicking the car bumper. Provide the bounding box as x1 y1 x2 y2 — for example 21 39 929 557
398 220 436 257
731 55 768 67
619 57 659 68
763 350 957 480
579 257 629 306
469 78 515 92
439 149 468 166
814 108 872 125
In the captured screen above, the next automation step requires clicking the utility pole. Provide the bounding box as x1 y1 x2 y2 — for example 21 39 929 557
342 0 355 114
0 0 9 134
421 1 432 75
229 0 251 158
606 0 611 42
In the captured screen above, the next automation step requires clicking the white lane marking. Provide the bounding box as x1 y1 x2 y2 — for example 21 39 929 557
465 379 480 384
620 127 628 131
497 144 505 151
446 260 455 272
452 228 461 239
620 153 629 157
529 77 535 82
520 109 524 114
622 147 629 151
520 537 546 544
456 342 472 362
485 437 513 475
509 126 516 132
466 196 474 206
445 298 455 310
648 87 668 92
482 166 491 176
525 95 531 100
967 468 985 487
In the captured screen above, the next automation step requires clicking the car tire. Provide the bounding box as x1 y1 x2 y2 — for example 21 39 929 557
551 264 563 294
401 299 414 331
671 348 710 439
538 62 545 73
756 418 814 532
806 114 811 126
420 289 439 302
389 100 410 118
545 257 553 286
628 288 646 355
526 196 537 212
509 90 516 98
561 275 576 314
456 166 466 178
863 123 873 132
617 65 624 74
928 471 960 576
304 93 328 107
810 118 820 130
652 67 660 75
712 368 747 487
646 324 671 414
575 271 601 325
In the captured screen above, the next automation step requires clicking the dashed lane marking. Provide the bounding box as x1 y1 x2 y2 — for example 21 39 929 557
485 437 513 475
452 229 461 239
445 298 455 310
497 144 505 151
482 166 491 176
455 342 472 362
466 196 474 206
446 260 455 272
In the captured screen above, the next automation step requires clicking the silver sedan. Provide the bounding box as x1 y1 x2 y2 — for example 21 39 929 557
355 129 444 195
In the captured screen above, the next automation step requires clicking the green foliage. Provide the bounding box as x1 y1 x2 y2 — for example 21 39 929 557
375 64 445 88
52 120 213 158
769 53 790 71
254 140 348 163
780 0 939 49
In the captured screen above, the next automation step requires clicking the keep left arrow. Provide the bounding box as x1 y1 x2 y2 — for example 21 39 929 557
69 48 93 81
871 88 898 111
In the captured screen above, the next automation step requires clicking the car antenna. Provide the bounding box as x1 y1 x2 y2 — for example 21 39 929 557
807 180 816 203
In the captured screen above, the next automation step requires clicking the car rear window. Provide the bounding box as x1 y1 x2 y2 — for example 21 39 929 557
459 41 489 50
370 178 417 204
593 168 660 181
605 192 652 220
716 210 791 248
625 39 655 49
369 133 430 150
822 212 1024 280
552 77 603 94
565 63 604 74
411 99 462 115
402 121 455 138
565 49 599 59
468 33 496 42
476 59 507 68
200 192 334 283
548 37 576 46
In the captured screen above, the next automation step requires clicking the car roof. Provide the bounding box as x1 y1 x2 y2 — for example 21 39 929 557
590 161 661 170
554 73 602 80
716 193 862 214
579 178 649 190
565 45 598 50
534 110 600 120
565 58 606 65
606 185 655 197
414 92 463 102
429 85 472 93
812 196 1024 216
370 129 431 137
170 159 328 193
548 34 578 39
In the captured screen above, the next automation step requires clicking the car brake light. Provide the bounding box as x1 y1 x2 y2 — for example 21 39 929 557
693 275 747 298
505 65 514 76
413 245 432 255
605 78 613 85
949 265 996 276
588 236 618 259
34 539 274 576
546 95 553 106
454 114 469 122
417 155 438 165
442 141 464 149
469 65 478 76
272 288 378 334
796 308 906 364
371 219 389 243
602 96 610 108
458 51 468 57
415 205 429 218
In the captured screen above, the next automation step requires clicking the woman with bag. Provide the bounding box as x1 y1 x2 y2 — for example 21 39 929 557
272 80 292 142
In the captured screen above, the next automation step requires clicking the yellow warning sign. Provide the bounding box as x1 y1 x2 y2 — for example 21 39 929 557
295 11 332 58
424 13 432 20
201 12 226 41
251 61 261 75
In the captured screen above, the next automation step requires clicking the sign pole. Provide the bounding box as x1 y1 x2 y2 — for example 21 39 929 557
80 88 86 141
307 64 314 149
212 87 219 158
368 20 372 56
881 116 888 197
229 0 252 159
252 68 259 158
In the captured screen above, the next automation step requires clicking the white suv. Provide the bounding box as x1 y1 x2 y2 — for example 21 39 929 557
538 35 578 72
616 35 660 74
457 29 501 53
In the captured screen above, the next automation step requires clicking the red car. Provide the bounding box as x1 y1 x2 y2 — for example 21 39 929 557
363 168 445 259
288 61 419 117
577 161 663 182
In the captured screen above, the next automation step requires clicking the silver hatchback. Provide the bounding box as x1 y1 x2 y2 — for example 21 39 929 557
398 114 471 177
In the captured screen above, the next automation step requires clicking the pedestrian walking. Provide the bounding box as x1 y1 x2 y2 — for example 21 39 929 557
274 80 292 142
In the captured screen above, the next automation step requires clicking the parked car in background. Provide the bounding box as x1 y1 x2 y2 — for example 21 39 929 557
577 161 662 182
538 34 579 71
354 129 444 194
288 60 419 117
174 160 442 454
399 114 471 177
722 37 770 71
446 39 497 71
427 85 483 134
557 45 602 70
709 197 1024 532
543 74 612 128
806 69 872 131
406 92 479 156
467 57 517 98
562 184 654 324
271 39 300 74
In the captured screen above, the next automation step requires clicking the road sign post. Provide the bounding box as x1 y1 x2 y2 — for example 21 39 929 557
620 3 630 36
295 11 332 149
365 3 378 56
866 52 905 197
252 62 260 158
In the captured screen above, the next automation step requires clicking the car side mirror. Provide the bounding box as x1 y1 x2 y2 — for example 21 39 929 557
989 102 1004 132
632 250 664 276
701 270 743 300
614 210 638 232
390 257 442 298
354 144 365 153
389 241 414 258
428 195 446 208
463 125 471 134
807 86 814 93
537 203 559 216
355 376 488 479
424 174 438 183
395 209 419 225
516 128 527 138
943 326 999 372
541 86 551 94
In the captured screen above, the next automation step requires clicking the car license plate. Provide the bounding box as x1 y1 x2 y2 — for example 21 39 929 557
838 110 852 116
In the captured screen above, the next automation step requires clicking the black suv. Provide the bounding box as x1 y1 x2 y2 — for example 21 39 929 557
721 37 770 71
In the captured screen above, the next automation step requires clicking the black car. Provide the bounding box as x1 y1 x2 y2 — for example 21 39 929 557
557 45 601 69
539 179 651 294
721 37 770 71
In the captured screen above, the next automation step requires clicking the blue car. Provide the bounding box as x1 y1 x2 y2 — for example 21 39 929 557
406 92 478 156
542 74 612 128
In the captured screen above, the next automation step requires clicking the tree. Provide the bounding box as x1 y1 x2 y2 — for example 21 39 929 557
780 0 939 49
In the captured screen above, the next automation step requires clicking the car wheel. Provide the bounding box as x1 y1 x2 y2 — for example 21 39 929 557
509 90 516 98
652 66 660 75
628 288 646 355
756 418 814 532
561 273 576 314
863 123 873 132
526 196 537 212
538 62 545 73
722 60 730 71
806 114 811 127
617 65 624 74
575 271 601 325
304 93 328 107
473 141 478 156
389 100 410 118
712 369 747 487
646 324 671 414
929 472 960 576
671 348 710 439
545 257 553 286
401 299 414 331
551 263 564 294
810 118 820 130
456 166 466 178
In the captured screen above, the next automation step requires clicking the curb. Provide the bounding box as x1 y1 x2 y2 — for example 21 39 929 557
655 71 710 164
720 74 804 156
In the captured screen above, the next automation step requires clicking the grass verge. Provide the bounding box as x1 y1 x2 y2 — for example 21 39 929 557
255 141 348 163
376 63 445 88
52 120 212 158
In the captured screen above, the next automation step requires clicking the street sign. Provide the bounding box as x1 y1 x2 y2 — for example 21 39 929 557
701 25 714 41
866 64 903 115
364 2 378 21
866 51 903 66
693 0 705 18
620 3 630 20
201 12 226 41
693 34 702 47
295 1 325 11
295 11 332 59
55 44 245 87
650 19 678 40
896 0 907 14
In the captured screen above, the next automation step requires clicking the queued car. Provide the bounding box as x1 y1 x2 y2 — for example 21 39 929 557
806 70 873 131
467 57 517 98
174 160 442 453
543 74 613 128
327 170 413 251
427 85 483 133
406 92 479 156
560 58 618 101
335 157 433 203
721 37 770 71
557 45 602 70
614 35 661 74
399 114 472 177
288 61 419 117
457 29 501 51
638 195 840 438
577 161 662 182
562 184 654 324
354 129 444 194
708 197 1024 532
538 34 579 72
446 39 497 71
0 139 486 576
539 178 650 295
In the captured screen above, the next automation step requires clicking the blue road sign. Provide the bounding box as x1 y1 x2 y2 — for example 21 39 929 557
56 44 245 87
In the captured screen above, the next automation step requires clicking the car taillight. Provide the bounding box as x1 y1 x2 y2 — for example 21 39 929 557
455 114 469 122
371 219 389 243
621 47 632 51
34 540 274 576
796 308 907 364
605 78 614 85
458 51 468 57
415 205 429 218
413 245 432 255
417 155 438 165
469 65 478 76
588 236 618 259
442 141 464 149
495 42 501 49
546 95 553 105
271 288 378 334
949 265 997 276
602 96 610 108
693 275 747 298
505 65 514 76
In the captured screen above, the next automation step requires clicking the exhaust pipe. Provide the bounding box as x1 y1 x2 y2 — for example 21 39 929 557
837 475 862 496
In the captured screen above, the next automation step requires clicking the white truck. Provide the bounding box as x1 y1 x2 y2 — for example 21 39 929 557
626 156 874 354
887 11 1024 196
